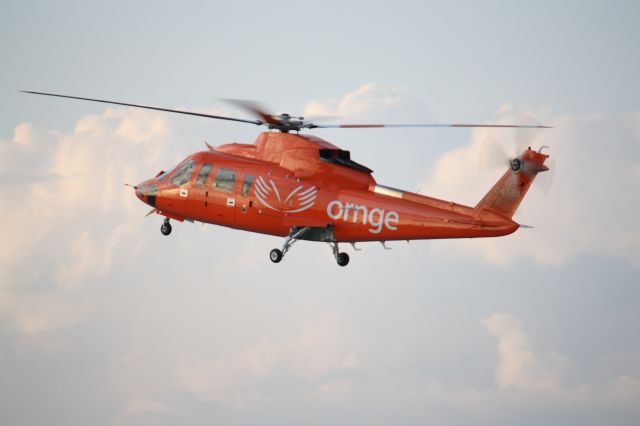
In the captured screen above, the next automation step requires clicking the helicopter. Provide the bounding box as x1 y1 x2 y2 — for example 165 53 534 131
22 91 551 267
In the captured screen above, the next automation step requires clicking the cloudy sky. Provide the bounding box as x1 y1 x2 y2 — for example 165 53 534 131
1 1 639 425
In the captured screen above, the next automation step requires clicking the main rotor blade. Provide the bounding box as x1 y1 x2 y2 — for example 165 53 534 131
309 123 551 129
222 98 281 126
21 91 263 126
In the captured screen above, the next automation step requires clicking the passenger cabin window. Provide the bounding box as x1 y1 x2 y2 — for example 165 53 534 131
214 168 236 193
242 175 254 197
170 160 196 186
195 163 213 187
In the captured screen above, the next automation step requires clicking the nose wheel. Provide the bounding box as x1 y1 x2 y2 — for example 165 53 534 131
160 218 172 236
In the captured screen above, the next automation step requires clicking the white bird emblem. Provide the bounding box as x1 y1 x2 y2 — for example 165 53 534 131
254 176 318 213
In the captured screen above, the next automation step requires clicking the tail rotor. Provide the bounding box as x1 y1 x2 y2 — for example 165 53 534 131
478 114 555 194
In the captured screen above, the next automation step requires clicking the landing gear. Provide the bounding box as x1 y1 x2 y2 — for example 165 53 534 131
269 227 309 264
270 248 283 263
336 252 350 267
160 218 172 236
269 227 351 267
331 242 350 267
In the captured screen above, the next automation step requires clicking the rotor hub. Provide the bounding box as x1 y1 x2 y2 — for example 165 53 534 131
510 158 523 172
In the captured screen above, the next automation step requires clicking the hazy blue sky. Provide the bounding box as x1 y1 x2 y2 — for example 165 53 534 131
1 1 639 425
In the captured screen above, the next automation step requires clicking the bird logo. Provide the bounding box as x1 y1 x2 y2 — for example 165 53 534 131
254 176 318 213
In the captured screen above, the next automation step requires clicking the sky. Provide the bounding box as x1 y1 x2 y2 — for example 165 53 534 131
1 1 639 425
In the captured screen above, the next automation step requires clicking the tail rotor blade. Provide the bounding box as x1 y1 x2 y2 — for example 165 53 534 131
476 114 555 195
535 155 556 195
479 131 511 170
513 115 544 155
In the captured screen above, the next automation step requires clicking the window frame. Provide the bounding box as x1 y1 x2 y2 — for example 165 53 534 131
169 159 196 186
213 167 237 193
195 163 213 188
242 174 254 197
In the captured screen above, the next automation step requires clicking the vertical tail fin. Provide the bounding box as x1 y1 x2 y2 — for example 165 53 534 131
474 148 549 219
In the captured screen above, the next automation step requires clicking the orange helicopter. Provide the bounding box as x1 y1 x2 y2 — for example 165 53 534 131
22 91 551 266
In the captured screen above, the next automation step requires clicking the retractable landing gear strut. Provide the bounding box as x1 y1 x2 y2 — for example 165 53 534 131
160 218 172 236
269 227 310 263
269 227 350 267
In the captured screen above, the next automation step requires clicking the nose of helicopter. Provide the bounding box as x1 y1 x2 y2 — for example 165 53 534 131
134 180 147 202
134 179 158 207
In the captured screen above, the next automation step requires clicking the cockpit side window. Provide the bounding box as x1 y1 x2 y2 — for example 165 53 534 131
195 163 213 187
170 160 196 186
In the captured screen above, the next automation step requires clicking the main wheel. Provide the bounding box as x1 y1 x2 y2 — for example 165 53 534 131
336 252 350 267
269 248 283 263
160 221 172 236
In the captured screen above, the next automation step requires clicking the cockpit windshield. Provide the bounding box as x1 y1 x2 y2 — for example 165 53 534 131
168 159 196 186
156 159 186 183
156 170 169 182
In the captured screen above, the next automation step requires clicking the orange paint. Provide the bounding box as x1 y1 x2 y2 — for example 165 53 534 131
135 132 549 250
21 90 550 266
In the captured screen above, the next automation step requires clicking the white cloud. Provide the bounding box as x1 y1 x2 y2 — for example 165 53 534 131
110 397 169 426
122 397 168 415
483 313 567 391
54 222 137 291
12 122 35 146
481 312 640 412
0 108 177 336
0 289 90 338
172 313 358 405
303 83 428 121
304 379 353 401
629 110 640 144
420 107 640 267
176 338 284 402
288 313 357 379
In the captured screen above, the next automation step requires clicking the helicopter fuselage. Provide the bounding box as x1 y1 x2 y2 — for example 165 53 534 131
135 132 520 243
